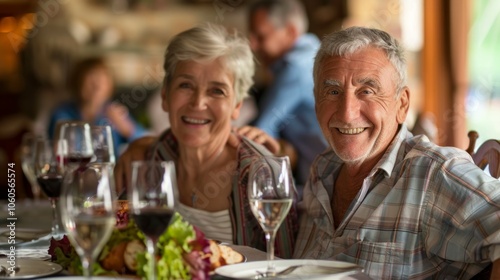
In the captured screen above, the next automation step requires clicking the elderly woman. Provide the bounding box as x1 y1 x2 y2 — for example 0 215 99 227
116 23 297 258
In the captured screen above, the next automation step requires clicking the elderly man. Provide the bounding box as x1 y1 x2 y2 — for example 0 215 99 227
293 26 500 279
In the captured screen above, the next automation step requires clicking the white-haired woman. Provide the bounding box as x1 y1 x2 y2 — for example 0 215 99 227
116 23 297 258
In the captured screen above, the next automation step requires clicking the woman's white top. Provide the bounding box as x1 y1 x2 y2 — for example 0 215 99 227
177 203 233 244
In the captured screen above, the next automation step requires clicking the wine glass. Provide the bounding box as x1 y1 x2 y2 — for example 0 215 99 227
90 125 115 164
60 162 117 279
20 132 43 201
248 156 295 277
128 161 177 280
33 138 66 236
57 121 94 168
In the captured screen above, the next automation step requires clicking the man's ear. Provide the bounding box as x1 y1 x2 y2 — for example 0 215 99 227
396 86 410 124
231 101 243 120
161 85 169 113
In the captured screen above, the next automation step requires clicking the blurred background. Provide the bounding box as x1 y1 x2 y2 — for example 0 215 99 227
1 0 499 196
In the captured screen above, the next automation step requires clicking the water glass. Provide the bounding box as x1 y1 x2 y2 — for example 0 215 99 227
60 162 117 278
248 156 295 277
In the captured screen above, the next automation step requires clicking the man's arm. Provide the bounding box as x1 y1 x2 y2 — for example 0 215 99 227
253 65 305 138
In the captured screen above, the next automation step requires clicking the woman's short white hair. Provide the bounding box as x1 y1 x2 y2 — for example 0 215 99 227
314 26 407 96
163 23 255 103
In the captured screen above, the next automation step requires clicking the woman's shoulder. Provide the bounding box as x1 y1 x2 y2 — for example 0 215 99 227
149 129 178 161
238 136 273 157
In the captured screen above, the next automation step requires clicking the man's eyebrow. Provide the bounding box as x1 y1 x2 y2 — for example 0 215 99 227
323 79 341 87
357 77 381 89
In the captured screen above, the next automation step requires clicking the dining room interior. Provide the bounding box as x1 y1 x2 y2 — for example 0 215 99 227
1 0 499 196
0 0 500 279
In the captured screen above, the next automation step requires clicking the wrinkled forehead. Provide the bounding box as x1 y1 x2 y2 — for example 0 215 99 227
318 48 394 74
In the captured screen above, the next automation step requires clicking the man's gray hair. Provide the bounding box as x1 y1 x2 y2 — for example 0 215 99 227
163 23 254 103
314 26 407 95
249 0 309 35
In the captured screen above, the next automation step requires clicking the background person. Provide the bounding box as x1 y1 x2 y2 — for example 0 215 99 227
293 26 500 279
246 0 327 188
47 57 148 156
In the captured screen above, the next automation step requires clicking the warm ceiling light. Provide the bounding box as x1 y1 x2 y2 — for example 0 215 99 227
20 13 36 30
0 17 17 33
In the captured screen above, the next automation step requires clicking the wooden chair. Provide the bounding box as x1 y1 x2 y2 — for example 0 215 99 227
466 130 500 178
467 131 500 279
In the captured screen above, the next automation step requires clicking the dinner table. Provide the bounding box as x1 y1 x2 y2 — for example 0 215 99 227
0 199 371 279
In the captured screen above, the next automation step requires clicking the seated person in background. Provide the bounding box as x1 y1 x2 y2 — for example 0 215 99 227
47 57 148 156
246 0 328 187
116 23 297 258
293 26 500 279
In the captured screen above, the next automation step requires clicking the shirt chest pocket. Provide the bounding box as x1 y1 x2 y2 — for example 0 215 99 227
337 240 405 279
343 241 405 264
337 240 406 279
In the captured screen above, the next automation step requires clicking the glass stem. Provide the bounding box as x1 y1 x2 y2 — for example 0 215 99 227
147 238 157 280
265 230 277 276
81 255 93 279
50 198 60 235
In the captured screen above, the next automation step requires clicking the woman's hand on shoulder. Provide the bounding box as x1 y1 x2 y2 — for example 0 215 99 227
233 126 280 154
114 136 157 195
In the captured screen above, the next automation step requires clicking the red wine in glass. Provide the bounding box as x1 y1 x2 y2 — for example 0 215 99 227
37 174 63 198
66 154 93 165
132 208 174 240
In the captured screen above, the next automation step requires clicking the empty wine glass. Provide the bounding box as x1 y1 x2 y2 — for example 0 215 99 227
57 121 94 168
248 156 295 277
90 125 115 164
34 138 66 236
60 162 117 279
21 132 43 200
128 161 177 280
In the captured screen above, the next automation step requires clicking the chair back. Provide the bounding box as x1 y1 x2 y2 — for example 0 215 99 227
466 130 500 178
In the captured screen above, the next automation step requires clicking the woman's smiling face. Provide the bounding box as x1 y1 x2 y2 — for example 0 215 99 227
162 58 242 148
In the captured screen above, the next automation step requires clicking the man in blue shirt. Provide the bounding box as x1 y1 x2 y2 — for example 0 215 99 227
248 0 327 187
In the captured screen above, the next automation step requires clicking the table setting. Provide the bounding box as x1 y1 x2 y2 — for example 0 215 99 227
1 121 370 279
0 197 369 279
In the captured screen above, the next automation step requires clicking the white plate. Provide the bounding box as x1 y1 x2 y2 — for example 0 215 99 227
40 277 135 280
0 258 62 279
0 228 50 245
215 259 363 279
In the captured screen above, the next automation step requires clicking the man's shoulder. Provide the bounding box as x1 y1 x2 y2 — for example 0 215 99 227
403 134 472 164
281 34 320 65
308 135 473 172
